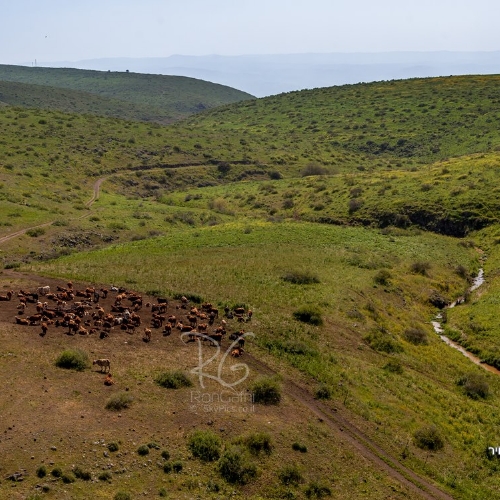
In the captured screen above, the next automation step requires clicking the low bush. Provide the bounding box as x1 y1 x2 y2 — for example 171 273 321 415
301 163 329 177
105 393 133 411
293 306 323 326
403 327 428 345
108 442 119 452
413 425 444 451
364 330 403 354
114 492 132 500
98 471 112 481
55 349 88 371
51 467 62 478
217 447 257 485
163 462 172 473
374 269 392 286
172 461 183 473
161 450 170 460
457 373 490 399
250 377 282 405
242 432 273 456
73 467 91 481
383 359 403 374
292 442 308 453
137 445 150 456
36 465 47 478
304 480 332 498
314 385 332 400
61 472 75 484
155 370 193 389
278 464 303 486
410 261 431 276
282 271 320 285
188 430 222 462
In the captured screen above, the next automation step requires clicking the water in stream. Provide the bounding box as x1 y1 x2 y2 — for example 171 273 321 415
431 269 500 375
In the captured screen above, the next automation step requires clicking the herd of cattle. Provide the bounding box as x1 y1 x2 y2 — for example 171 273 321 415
1 282 252 359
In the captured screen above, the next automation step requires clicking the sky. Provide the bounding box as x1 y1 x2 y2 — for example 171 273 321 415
2 0 498 65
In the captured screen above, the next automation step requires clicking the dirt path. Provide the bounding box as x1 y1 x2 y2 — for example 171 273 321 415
0 177 105 245
245 355 453 500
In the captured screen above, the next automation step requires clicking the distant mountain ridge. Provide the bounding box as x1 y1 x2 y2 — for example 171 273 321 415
41 51 500 97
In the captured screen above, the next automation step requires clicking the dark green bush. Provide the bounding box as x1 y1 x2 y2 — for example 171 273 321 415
314 385 332 400
301 163 329 177
217 447 257 485
242 432 273 456
51 467 62 478
413 425 444 451
105 393 133 411
383 359 403 374
137 445 150 456
292 442 308 453
108 442 119 452
163 462 172 473
374 269 392 286
304 480 332 498
155 370 193 389
36 465 47 478
172 461 183 473
55 349 89 371
114 492 132 500
403 327 428 345
188 430 222 462
457 373 490 399
250 377 282 405
411 261 431 276
73 467 91 481
282 271 320 285
161 450 170 460
278 464 303 486
293 306 323 326
98 471 112 481
364 330 403 354
61 473 75 484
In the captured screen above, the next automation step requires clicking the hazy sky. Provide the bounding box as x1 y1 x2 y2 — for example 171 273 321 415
2 0 497 65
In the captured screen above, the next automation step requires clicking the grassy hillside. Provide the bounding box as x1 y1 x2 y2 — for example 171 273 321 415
4 74 500 498
0 65 254 123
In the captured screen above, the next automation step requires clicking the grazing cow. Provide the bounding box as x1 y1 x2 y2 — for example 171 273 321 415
15 316 29 325
234 307 245 316
93 359 111 372
0 291 13 301
104 373 115 386
40 322 48 337
143 328 152 342
231 346 244 357
37 286 50 296
162 324 172 336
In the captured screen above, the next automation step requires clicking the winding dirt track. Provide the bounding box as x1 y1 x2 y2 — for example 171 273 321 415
0 177 105 245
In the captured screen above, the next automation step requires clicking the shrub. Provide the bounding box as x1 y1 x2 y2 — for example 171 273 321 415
36 465 47 478
268 170 283 180
457 373 490 399
383 359 403 374
51 467 62 478
26 227 45 238
108 442 119 452
304 480 332 498
301 163 329 177
161 450 170 460
374 269 391 286
242 432 273 456
292 442 308 453
114 492 132 500
282 271 320 285
278 464 303 486
348 198 363 214
137 445 150 456
163 462 172 473
413 425 444 451
55 349 89 371
188 430 222 462
98 471 112 481
172 460 183 473
314 385 332 400
250 377 282 405
411 261 431 276
61 472 75 484
364 330 403 353
105 393 133 411
155 370 193 389
293 306 323 326
217 447 257 485
403 327 428 345
73 467 91 481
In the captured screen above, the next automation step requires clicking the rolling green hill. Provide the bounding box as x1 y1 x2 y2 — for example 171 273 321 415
0 64 255 123
4 74 500 499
